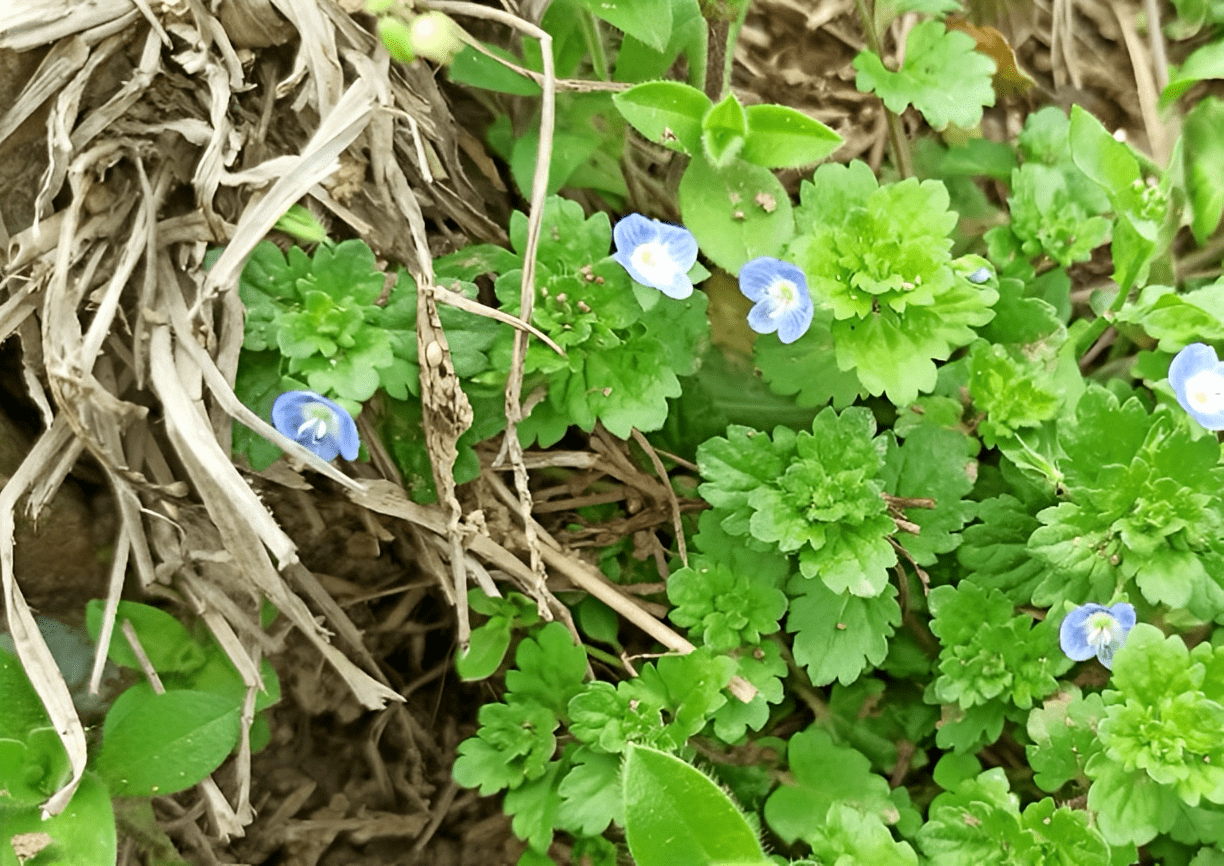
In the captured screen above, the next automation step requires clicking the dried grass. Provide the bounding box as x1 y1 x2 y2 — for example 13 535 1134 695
0 0 728 844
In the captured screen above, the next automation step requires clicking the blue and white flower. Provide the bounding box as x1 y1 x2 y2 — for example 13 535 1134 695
1169 342 1224 431
611 213 699 299
271 390 360 462
738 257 814 344
1059 602 1136 670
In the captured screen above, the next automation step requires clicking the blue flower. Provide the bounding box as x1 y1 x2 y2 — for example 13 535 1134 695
271 390 360 462
967 266 992 284
738 257 814 344
1059 602 1136 670
1169 342 1224 430
611 213 699 299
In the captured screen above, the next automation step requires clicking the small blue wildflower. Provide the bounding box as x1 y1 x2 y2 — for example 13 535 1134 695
1059 602 1136 670
738 257 814 344
611 213 699 299
1169 342 1224 431
271 390 360 462
967 266 992 284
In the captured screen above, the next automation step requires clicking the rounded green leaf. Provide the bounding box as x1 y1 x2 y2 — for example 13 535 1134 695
1184 96 1224 244
623 744 770 866
95 690 242 797
0 772 115 866
456 615 513 681
678 154 794 273
85 600 205 675
613 81 711 154
740 104 842 169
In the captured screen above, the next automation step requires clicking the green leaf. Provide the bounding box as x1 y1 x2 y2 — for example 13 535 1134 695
613 80 710 153
678 153 794 273
0 651 51 743
753 308 863 410
95 690 242 797
880 423 977 565
448 42 541 95
739 104 842 169
85 600 206 675
623 744 770 866
957 495 1052 605
505 760 564 852
452 702 558 794
505 622 590 719
788 579 901 686
1068 104 1141 200
788 163 997 405
763 726 897 845
1086 759 1181 846
1026 688 1106 792
613 0 705 84
806 803 921 865
0 773 115 866
701 91 747 168
853 20 997 131
576 0 672 52
1163 38 1224 103
557 747 623 836
1184 97 1224 244
457 616 513 681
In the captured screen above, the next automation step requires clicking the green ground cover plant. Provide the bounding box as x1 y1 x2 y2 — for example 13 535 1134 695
9 0 1224 863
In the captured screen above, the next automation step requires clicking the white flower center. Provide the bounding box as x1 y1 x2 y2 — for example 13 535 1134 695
297 404 335 443
630 241 678 285
1083 611 1119 650
766 279 800 318
1184 370 1224 414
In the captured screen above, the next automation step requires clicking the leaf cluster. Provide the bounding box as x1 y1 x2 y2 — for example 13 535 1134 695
473 196 710 445
780 160 998 405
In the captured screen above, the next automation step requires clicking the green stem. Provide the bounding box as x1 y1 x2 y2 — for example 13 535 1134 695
700 0 750 102
853 0 913 178
1074 280 1132 359
578 9 609 81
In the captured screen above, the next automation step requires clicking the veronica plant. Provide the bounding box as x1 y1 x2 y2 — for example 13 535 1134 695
769 160 998 406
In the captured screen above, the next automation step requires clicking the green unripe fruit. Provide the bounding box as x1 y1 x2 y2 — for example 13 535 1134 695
377 16 416 63
408 12 463 64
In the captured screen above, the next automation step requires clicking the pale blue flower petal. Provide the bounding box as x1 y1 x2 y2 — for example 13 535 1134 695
738 258 814 344
1059 601 1136 670
1169 343 1224 430
272 390 360 462
611 214 698 299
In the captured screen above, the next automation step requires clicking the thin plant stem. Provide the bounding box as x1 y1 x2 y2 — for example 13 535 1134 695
853 0 913 178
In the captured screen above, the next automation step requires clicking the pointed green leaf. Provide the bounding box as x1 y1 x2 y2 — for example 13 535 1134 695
623 744 769 866
701 92 746 167
614 80 711 153
740 103 842 169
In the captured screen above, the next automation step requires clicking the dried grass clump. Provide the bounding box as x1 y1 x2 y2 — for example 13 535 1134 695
0 0 732 848
0 0 509 827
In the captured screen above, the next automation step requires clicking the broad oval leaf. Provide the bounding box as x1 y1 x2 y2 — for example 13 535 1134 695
576 0 672 52
0 772 116 866
1184 96 1224 244
740 104 842 169
623 744 770 866
95 690 242 797
613 81 711 154
678 154 794 273
85 600 205 675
